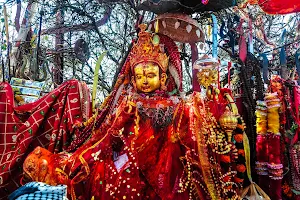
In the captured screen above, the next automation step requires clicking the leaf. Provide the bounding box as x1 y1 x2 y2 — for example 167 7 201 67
92 52 107 111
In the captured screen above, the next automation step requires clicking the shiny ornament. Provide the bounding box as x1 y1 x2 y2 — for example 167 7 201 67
152 34 160 46
194 55 219 88
129 24 169 72
219 107 238 142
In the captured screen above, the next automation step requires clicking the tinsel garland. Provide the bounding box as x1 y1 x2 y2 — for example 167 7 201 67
255 93 283 199
255 101 268 177
288 84 300 198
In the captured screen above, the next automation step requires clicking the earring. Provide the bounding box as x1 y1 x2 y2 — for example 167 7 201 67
160 73 167 91
160 80 167 91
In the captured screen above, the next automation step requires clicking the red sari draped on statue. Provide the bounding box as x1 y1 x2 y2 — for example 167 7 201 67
21 30 246 200
28 89 244 200
80 93 193 200
53 92 189 199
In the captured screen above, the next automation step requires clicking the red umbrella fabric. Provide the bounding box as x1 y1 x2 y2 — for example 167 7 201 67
249 0 300 14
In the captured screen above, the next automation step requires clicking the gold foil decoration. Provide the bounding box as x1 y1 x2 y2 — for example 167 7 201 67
193 55 219 88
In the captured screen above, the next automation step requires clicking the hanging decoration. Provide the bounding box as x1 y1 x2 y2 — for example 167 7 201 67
193 55 219 89
248 19 254 54
259 53 269 84
211 14 218 58
240 131 271 200
237 18 247 62
279 29 288 79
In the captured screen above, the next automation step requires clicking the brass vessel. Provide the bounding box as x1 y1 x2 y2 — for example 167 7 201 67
219 107 238 142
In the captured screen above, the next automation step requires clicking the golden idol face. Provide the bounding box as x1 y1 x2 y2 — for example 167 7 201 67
134 62 161 93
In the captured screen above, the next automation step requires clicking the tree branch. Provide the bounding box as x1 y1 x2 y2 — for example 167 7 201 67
42 7 112 35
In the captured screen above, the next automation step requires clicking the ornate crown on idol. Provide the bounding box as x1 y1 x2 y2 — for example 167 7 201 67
129 24 169 72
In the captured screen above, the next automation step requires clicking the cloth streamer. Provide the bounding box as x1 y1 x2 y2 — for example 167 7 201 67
211 14 218 58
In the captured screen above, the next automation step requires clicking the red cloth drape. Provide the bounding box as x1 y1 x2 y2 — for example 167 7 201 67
0 80 90 199
249 0 300 14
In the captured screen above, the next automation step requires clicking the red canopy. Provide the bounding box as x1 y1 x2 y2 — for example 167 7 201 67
249 0 300 14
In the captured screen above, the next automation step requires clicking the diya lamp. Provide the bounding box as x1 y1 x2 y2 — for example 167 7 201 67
219 106 238 142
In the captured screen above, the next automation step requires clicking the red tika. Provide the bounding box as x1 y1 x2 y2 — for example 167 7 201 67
0 80 90 199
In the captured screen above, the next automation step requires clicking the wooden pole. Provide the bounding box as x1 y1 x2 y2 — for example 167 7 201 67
3 4 10 81
53 1 64 86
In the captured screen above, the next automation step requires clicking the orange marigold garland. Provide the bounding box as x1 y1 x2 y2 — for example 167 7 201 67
237 164 247 173
232 117 247 184
234 134 243 143
238 149 245 157
221 155 231 163
282 182 293 198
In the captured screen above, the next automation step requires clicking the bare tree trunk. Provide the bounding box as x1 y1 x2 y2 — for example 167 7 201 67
54 1 64 86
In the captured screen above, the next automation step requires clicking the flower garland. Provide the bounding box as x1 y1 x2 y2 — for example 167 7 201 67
255 101 268 177
233 117 247 183
255 93 283 199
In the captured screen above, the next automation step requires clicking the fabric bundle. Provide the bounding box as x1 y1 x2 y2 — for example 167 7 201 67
0 80 90 199
255 93 282 200
8 182 68 200
255 100 268 177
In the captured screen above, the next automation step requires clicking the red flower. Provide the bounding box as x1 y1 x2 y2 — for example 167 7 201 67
237 164 246 173
223 176 230 182
234 177 244 183
238 149 245 156
220 155 231 163
234 134 243 143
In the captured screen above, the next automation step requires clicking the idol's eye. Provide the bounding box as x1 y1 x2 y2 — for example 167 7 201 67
136 75 142 80
147 73 156 78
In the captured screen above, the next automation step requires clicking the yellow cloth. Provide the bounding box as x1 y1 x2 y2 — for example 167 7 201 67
256 110 267 135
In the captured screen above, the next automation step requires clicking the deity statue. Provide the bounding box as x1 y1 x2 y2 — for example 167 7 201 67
22 24 246 200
